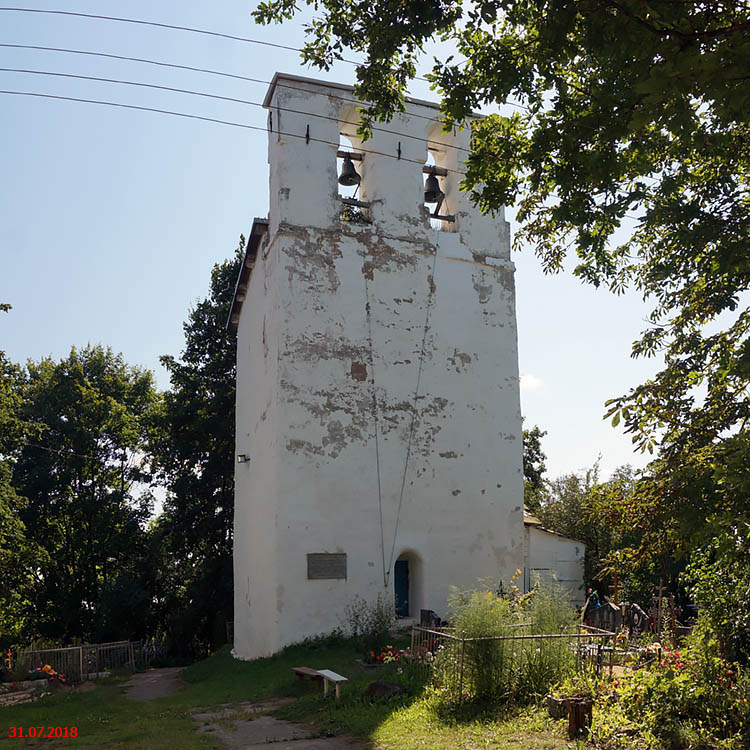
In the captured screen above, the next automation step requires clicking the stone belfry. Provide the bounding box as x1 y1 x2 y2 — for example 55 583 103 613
230 73 523 659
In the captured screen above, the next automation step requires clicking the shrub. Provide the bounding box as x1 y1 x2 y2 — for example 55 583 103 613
607 622 750 749
434 582 577 706
343 594 395 654
684 530 750 665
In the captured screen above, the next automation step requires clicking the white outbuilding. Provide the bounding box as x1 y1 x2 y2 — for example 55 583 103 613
523 508 586 607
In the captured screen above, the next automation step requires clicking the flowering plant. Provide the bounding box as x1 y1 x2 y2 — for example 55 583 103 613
367 641 439 665
607 631 749 749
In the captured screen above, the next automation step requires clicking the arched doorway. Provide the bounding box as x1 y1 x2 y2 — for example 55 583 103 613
394 551 423 619
394 559 410 618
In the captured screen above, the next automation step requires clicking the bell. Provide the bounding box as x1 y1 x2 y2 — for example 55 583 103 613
338 154 361 187
424 171 444 203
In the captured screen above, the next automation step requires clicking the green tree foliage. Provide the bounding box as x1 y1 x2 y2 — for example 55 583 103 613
685 528 750 665
151 241 243 655
253 0 750 560
0 463 36 646
11 345 160 643
537 463 653 603
0 310 35 644
0 350 38 645
537 462 608 589
522 424 547 512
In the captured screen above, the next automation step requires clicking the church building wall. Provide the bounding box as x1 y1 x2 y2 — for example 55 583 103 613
233 74 524 659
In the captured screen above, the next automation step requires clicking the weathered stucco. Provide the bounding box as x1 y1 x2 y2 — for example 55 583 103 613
233 74 524 660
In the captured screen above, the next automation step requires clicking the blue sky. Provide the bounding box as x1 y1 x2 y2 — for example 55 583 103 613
0 1 660 480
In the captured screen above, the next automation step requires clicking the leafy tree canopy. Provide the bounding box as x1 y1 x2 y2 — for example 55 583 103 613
538 462 658 603
11 345 160 643
254 0 750 558
522 424 547 512
0 342 40 645
150 241 243 655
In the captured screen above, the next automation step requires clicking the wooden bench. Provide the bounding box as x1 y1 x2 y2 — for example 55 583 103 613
316 669 349 699
292 666 322 682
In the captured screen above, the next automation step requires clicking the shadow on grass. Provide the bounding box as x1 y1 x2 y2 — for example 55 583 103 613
259 645 565 750
0 638 568 750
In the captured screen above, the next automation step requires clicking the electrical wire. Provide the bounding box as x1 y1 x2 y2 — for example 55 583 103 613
0 11 531 109
0 42 467 124
0 89 273 131
0 6 437 82
0 66 473 153
18 440 129 462
0 7 354 60
0 89 470 175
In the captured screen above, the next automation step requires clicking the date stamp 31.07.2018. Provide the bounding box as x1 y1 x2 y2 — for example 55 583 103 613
8 726 78 739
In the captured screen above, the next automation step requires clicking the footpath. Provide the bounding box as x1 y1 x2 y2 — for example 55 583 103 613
123 668 369 749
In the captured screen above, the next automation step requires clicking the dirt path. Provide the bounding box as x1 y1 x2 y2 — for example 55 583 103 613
193 698 370 749
124 667 184 701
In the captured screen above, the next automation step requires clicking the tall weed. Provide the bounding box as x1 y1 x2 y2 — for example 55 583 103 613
436 582 576 706
342 594 395 654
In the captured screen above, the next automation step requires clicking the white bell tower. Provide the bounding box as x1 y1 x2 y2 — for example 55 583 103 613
231 73 523 659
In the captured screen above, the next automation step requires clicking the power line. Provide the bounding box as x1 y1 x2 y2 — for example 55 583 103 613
0 6 430 81
18 440 139 463
0 89 469 175
0 43 452 123
1 89 269 130
0 9 531 109
0 42 274 84
0 7 352 60
0 42 476 122
0 43 530 129
0 66 473 154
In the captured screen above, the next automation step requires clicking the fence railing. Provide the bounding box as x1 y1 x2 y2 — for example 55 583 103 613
411 624 616 704
12 640 142 683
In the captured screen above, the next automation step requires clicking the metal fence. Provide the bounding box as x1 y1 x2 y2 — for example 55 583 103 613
13 640 141 683
411 624 616 704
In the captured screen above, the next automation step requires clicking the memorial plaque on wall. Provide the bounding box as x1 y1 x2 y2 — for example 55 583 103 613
307 553 347 580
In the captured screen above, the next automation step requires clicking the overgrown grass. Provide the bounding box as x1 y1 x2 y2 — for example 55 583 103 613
436 583 578 706
276 683 570 750
0 639 368 748
0 637 571 749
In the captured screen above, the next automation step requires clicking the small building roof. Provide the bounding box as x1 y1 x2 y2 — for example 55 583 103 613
524 506 585 546
227 218 269 331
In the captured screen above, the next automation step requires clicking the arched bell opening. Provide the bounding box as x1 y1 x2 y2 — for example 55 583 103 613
337 134 360 200
423 135 458 233
337 132 371 223
394 550 423 619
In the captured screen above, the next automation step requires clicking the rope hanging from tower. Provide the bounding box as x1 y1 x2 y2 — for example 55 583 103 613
362 232 441 588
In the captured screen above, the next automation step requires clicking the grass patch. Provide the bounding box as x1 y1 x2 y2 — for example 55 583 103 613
274 657 570 750
0 638 572 749
0 640 366 748
277 686 571 750
0 676 204 749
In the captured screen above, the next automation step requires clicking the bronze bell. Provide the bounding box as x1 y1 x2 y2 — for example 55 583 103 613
424 170 444 203
338 154 361 186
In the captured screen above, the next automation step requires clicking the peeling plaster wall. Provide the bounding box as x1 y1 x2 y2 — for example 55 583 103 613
233 75 524 659
233 231 282 658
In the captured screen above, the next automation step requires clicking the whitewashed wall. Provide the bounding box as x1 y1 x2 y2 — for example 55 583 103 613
233 74 524 659
523 525 586 606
